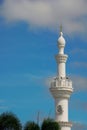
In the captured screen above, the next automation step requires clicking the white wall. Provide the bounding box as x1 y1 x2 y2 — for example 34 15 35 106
58 63 66 77
61 126 71 130
55 98 68 122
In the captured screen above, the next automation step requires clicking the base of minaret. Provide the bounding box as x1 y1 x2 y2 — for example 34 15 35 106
58 121 72 130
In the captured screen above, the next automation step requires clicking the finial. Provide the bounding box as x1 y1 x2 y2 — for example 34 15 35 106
59 25 63 36
60 25 62 32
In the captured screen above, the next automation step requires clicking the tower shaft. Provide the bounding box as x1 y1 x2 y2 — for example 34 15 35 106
55 54 68 78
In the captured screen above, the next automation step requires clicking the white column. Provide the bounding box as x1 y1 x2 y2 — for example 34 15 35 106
61 127 71 130
55 54 68 78
58 62 66 77
55 98 68 122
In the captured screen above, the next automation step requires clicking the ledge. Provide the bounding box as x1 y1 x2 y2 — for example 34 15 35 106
58 121 72 127
50 87 73 99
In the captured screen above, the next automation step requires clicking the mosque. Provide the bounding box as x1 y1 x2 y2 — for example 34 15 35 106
49 30 73 130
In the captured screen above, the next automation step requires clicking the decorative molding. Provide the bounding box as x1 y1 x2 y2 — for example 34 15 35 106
55 54 68 63
56 105 63 114
50 87 73 99
58 121 72 127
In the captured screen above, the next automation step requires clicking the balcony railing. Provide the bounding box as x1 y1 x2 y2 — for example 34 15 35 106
51 77 72 88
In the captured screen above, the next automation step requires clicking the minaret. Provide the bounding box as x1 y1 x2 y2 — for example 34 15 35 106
50 29 73 130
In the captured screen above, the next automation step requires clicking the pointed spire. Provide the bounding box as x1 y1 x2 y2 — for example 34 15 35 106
60 24 62 32
58 25 65 46
59 25 63 36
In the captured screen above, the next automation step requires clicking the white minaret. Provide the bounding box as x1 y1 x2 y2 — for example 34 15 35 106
50 29 73 130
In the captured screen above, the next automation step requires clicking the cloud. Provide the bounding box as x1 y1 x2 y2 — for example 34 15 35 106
0 106 8 109
0 99 9 110
0 73 45 88
0 0 87 34
46 75 87 92
71 62 87 68
0 100 5 103
70 99 87 112
72 122 87 130
0 100 8 110
69 49 87 68
45 76 54 87
71 76 87 91
70 49 87 56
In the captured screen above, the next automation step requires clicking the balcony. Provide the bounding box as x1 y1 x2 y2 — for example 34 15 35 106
50 77 72 88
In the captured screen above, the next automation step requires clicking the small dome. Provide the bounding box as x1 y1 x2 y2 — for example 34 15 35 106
58 32 66 45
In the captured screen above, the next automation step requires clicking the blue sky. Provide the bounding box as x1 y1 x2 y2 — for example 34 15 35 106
0 0 87 129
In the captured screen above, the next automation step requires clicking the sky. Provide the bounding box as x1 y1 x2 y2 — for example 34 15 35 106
0 0 87 129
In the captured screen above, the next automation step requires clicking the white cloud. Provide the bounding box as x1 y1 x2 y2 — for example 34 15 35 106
0 106 8 109
70 99 87 112
0 0 87 34
71 62 87 68
0 100 9 110
46 75 87 92
72 122 87 130
70 49 87 56
72 76 87 91
0 73 45 88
